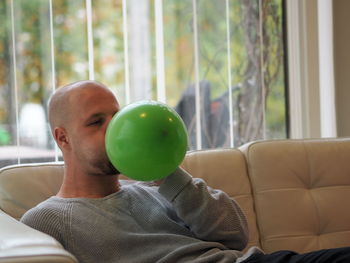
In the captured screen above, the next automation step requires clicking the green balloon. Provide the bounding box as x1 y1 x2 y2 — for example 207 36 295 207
105 100 188 181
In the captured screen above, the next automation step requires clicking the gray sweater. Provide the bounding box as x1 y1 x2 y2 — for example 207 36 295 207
21 168 260 263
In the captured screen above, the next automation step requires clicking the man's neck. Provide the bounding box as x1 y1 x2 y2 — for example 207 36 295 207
57 170 121 198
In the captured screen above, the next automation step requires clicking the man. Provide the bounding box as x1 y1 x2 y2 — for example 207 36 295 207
21 80 350 263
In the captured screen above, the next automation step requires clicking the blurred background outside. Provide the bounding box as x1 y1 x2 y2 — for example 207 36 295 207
0 0 287 168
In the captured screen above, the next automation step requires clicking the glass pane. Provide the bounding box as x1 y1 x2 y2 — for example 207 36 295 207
15 0 57 164
0 0 287 168
232 0 287 145
126 0 153 102
163 0 287 150
52 0 88 86
163 0 198 149
231 0 265 146
0 0 62 168
0 0 18 167
197 0 230 149
264 0 287 139
92 0 126 106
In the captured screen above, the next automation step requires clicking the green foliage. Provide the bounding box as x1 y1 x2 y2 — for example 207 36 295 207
0 126 10 145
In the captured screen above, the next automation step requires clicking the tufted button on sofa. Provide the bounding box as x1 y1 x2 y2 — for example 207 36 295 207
1 138 350 262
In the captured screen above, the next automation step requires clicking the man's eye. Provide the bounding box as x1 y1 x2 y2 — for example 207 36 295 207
88 119 103 126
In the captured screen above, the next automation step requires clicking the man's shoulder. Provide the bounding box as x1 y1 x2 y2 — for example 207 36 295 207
20 197 70 245
20 197 68 224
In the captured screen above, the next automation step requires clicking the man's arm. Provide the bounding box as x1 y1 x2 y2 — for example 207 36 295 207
158 167 249 251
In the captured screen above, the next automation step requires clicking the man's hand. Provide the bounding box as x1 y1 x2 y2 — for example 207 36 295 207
152 178 165 186
151 167 184 186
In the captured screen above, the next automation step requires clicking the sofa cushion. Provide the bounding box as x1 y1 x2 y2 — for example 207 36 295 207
0 162 64 220
240 138 350 253
182 148 260 250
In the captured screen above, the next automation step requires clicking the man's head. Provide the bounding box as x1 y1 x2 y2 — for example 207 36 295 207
48 80 120 176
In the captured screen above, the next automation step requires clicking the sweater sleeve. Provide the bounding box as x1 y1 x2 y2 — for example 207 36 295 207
158 167 249 251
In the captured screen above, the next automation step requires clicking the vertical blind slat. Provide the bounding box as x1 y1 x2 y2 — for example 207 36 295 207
86 0 94 80
154 0 166 103
225 0 234 147
192 0 202 150
258 0 266 139
49 0 59 162
318 0 337 137
122 0 130 104
10 0 20 164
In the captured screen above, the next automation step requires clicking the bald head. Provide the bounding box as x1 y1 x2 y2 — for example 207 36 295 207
48 80 112 134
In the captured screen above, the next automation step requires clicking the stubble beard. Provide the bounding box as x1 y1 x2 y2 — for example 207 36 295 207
104 160 120 176
86 152 120 177
93 158 120 176
75 144 120 176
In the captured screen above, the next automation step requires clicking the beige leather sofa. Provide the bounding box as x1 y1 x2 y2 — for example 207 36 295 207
1 138 350 262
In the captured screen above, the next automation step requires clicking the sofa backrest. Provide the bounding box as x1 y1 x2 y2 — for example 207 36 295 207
0 162 64 220
240 138 350 253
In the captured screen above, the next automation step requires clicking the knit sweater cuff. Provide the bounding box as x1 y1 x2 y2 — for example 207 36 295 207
158 167 192 202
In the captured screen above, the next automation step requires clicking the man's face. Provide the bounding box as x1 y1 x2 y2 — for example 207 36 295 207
67 85 120 176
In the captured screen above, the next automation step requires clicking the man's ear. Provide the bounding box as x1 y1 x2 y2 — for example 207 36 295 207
54 127 70 150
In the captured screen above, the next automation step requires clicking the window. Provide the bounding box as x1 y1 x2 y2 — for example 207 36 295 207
0 0 287 168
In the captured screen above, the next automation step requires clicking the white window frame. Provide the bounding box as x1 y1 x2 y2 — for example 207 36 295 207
286 0 337 139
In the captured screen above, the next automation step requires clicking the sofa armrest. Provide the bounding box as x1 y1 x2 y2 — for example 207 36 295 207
0 210 77 263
